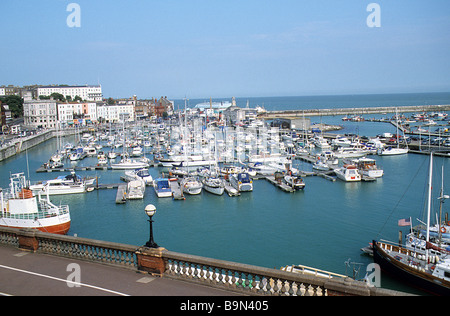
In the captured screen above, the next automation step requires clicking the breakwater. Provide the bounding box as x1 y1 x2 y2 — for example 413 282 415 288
258 104 450 119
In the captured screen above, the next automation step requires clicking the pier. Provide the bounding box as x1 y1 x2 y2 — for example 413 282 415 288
258 104 450 119
0 226 411 296
115 184 127 204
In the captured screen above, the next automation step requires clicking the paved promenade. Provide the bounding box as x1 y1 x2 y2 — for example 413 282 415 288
0 245 240 296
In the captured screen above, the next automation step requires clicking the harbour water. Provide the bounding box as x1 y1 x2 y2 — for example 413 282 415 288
1 92 450 295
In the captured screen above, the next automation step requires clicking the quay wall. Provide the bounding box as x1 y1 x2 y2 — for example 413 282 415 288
0 226 411 296
0 128 84 162
259 104 450 119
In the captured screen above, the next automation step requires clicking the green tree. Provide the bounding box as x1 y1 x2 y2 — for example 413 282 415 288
0 95 24 118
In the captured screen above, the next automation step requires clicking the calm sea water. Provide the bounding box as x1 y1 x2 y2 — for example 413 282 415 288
2 92 450 294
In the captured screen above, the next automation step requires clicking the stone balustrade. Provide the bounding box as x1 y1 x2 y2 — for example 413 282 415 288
0 226 410 296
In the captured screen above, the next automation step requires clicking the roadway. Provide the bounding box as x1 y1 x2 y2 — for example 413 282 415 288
0 245 241 296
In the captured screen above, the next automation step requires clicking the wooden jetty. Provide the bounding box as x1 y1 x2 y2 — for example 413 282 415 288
169 178 185 200
115 184 127 204
265 175 296 192
37 165 110 173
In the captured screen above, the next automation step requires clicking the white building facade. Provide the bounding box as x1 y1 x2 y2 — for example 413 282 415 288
37 85 102 102
23 100 58 128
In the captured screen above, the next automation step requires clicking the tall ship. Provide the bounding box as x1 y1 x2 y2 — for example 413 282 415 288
0 173 71 235
372 154 450 295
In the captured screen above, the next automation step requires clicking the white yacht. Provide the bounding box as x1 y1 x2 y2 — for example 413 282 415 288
202 176 225 195
127 179 145 199
181 177 203 195
334 164 361 182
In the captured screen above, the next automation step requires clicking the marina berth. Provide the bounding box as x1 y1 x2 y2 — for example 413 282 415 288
0 173 71 234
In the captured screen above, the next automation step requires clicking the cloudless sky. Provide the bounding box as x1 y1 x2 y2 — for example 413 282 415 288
1 0 449 99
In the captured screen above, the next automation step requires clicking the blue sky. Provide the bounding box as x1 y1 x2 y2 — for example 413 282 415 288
1 0 449 99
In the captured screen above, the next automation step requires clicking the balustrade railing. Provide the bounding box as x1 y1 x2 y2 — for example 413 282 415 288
0 227 409 296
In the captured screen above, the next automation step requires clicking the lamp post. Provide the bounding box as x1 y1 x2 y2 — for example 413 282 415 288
144 204 158 248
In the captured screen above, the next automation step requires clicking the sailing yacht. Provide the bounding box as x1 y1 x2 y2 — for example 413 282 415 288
377 109 409 156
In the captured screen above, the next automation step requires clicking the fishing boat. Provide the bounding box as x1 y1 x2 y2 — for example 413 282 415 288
127 179 145 199
153 178 172 198
334 164 361 182
181 177 203 195
0 173 71 235
372 154 450 295
230 172 253 192
202 176 225 195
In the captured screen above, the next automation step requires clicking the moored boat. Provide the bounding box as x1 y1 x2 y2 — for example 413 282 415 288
0 173 71 235
334 164 361 182
127 179 145 199
372 153 450 295
202 176 225 195
230 172 253 192
153 178 172 198
181 177 203 195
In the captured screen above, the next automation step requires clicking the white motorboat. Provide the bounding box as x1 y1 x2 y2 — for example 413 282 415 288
181 177 203 195
347 157 384 178
131 146 143 157
334 146 368 159
124 168 153 185
312 159 331 171
97 151 108 165
334 164 361 182
30 176 87 195
202 176 225 195
312 136 331 149
111 157 150 170
153 178 172 198
377 146 408 156
127 179 145 199
247 162 277 176
331 136 352 147
284 175 305 190
230 172 253 192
